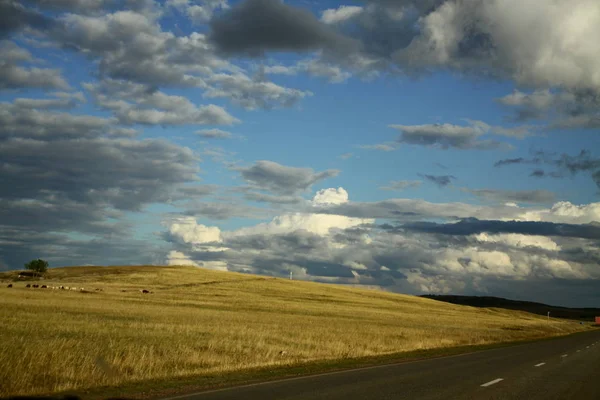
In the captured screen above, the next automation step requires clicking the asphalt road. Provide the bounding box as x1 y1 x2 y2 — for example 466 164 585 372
164 329 600 400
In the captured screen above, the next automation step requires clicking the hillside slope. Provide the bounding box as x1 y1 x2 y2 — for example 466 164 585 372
421 295 600 321
0 265 592 398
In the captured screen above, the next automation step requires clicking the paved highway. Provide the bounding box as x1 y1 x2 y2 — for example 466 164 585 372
164 329 600 400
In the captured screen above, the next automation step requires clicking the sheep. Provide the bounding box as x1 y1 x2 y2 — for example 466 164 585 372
7 284 12 288
41 285 47 289
140 289 150 294
26 284 31 288
32 284 39 288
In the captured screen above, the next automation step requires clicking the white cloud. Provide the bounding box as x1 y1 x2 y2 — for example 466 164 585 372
520 201 600 224
312 187 349 206
321 5 364 25
168 216 223 244
166 250 200 267
472 233 560 251
396 0 600 91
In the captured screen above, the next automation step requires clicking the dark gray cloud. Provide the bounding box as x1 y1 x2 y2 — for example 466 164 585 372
0 226 169 271
419 174 455 187
0 1 54 38
209 0 359 57
0 93 214 269
402 219 600 240
391 122 510 150
497 89 600 131
236 160 339 195
494 158 527 167
466 189 555 204
530 169 564 179
495 149 600 190
0 42 70 91
0 102 110 141
0 136 201 210
243 192 304 205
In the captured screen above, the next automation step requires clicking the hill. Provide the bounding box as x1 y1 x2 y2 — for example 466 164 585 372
0 265 593 398
420 295 600 321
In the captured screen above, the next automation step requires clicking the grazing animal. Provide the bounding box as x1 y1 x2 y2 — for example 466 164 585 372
279 351 288 356
60 286 65 290
41 285 47 289
32 284 39 288
26 284 31 288
7 284 12 288
141 289 150 294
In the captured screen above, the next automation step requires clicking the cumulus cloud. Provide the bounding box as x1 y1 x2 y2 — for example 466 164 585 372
0 102 111 141
167 217 223 244
86 79 239 126
204 72 312 109
312 187 349 206
393 0 600 91
236 160 340 195
166 250 200 267
0 41 70 90
162 189 600 305
167 0 229 24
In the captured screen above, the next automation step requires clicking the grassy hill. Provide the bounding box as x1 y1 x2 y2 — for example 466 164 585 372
421 295 600 321
0 266 593 398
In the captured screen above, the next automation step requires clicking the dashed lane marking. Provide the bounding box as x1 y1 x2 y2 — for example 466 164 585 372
481 378 504 387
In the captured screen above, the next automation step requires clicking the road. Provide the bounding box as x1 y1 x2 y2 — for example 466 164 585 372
163 329 600 400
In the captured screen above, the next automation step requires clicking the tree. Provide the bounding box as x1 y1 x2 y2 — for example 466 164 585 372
24 259 49 274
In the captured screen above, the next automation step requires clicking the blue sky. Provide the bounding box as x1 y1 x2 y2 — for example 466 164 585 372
1 0 599 306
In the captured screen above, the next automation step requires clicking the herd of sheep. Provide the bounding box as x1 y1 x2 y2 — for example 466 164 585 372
5 283 152 293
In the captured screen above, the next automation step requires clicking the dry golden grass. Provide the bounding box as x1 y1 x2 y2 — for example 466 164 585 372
0 265 589 397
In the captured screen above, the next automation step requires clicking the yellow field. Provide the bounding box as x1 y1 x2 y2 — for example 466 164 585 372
0 266 589 397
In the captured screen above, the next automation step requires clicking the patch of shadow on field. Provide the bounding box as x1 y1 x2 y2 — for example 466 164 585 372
165 277 271 289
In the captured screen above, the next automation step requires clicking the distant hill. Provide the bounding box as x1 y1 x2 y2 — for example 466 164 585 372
421 295 600 321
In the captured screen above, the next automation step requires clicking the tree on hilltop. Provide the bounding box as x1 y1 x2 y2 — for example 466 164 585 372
24 259 49 274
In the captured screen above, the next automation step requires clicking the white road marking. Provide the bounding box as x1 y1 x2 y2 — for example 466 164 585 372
534 363 545 367
481 378 503 387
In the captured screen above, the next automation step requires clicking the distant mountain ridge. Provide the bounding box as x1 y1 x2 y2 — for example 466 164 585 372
421 294 600 321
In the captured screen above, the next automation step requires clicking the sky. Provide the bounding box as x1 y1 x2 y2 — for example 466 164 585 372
1 0 599 307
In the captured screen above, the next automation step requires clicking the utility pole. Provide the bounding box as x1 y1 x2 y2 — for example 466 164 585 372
547 311 550 321
290 271 293 280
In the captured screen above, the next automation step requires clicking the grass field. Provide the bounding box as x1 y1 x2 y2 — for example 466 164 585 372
0 265 591 398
